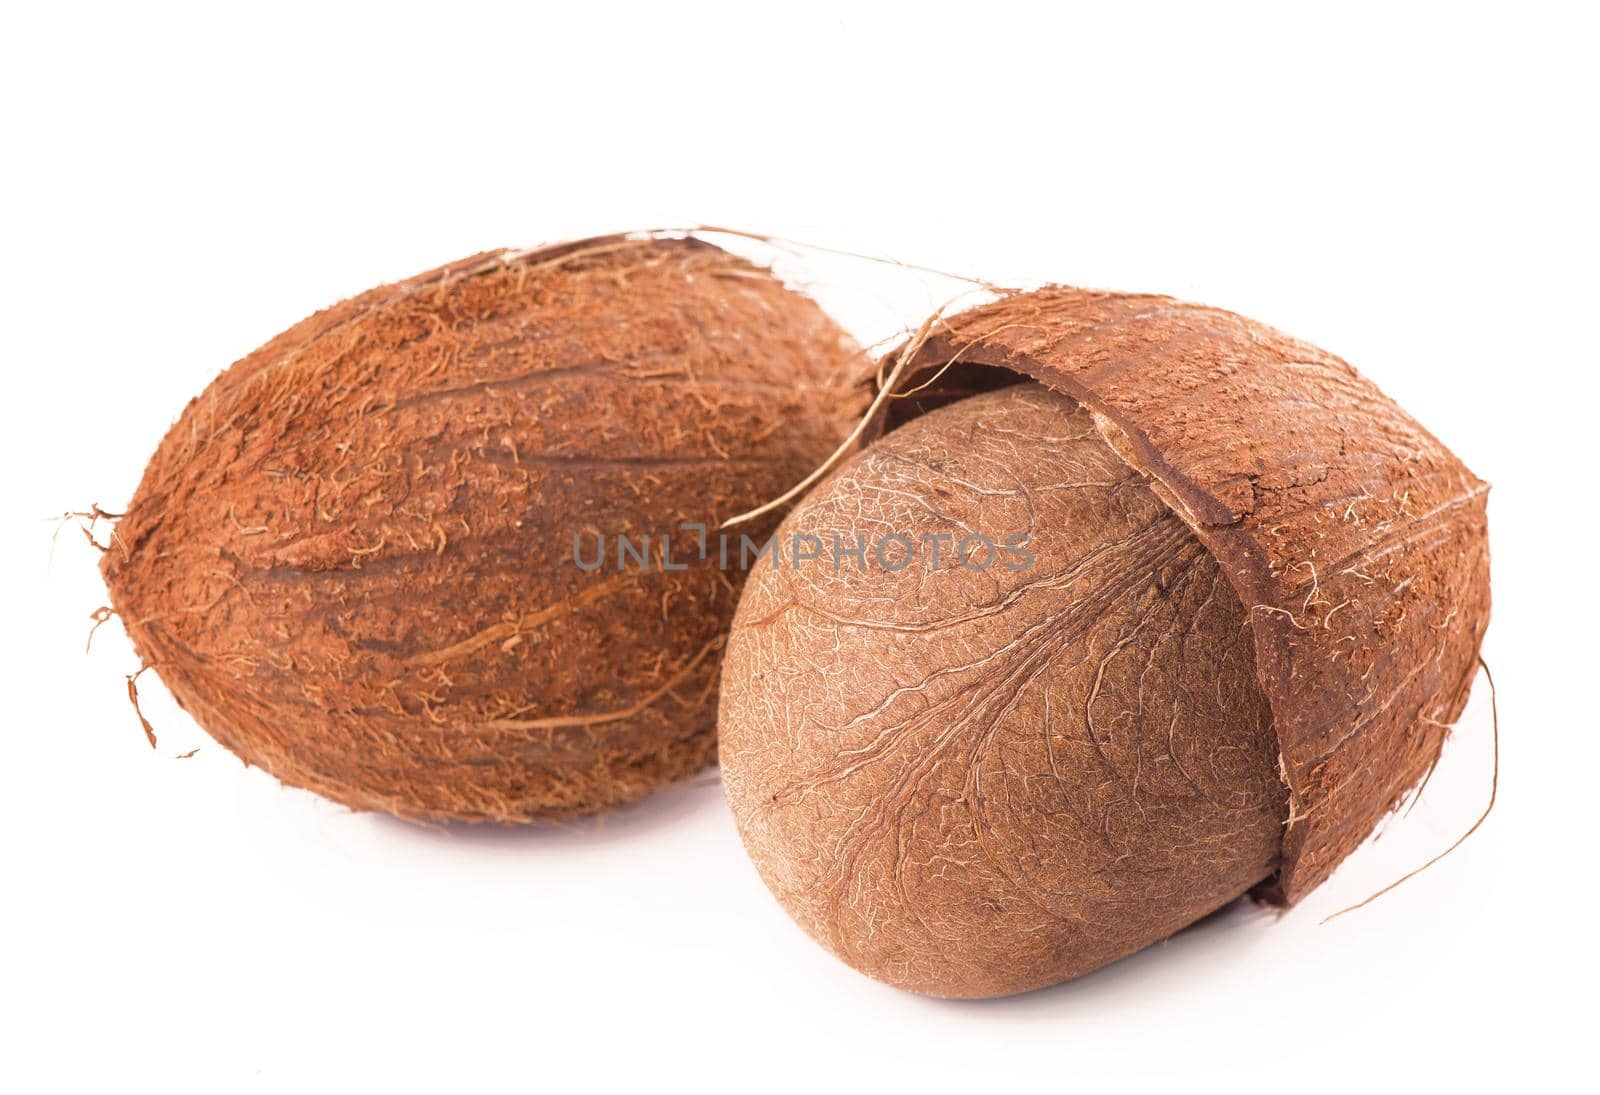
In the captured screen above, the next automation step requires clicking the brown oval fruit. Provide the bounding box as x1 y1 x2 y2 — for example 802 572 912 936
720 287 1490 997
102 235 860 822
722 384 1287 996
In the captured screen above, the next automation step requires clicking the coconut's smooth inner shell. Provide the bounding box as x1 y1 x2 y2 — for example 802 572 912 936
719 384 1287 998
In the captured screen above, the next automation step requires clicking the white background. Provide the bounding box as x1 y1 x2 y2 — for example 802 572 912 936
3 3 1594 1091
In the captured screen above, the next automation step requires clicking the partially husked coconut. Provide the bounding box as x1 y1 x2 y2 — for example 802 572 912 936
720 286 1491 997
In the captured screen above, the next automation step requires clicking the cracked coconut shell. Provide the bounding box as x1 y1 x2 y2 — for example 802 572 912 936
102 235 860 822
719 288 1490 997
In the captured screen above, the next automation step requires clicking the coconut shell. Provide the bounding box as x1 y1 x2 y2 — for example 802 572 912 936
101 235 861 822
720 384 1289 997
886 288 1491 902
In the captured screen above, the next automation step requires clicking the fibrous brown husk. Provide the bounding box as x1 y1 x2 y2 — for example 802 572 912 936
719 287 1489 997
101 235 861 822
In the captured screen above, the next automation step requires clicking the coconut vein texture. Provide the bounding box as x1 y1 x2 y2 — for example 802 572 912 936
101 235 860 822
721 385 1288 997
888 288 1492 902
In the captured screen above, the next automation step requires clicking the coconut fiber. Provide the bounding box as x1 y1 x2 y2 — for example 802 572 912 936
102 235 860 822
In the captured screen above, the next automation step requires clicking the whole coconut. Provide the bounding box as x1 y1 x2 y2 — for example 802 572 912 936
720 287 1490 997
102 235 860 822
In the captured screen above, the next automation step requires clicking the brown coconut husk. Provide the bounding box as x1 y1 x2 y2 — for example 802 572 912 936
881 287 1491 902
100 233 862 823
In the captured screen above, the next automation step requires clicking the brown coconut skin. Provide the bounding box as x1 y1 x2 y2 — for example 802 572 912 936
101 236 860 822
720 287 1490 997
720 385 1287 998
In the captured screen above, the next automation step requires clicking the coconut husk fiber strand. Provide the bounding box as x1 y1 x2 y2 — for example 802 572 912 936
101 234 861 822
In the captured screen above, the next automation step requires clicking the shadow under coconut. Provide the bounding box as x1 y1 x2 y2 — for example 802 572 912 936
362 769 729 852
919 894 1282 1014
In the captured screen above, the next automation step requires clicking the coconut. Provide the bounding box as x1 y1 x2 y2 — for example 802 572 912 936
718 287 1490 996
101 234 860 822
